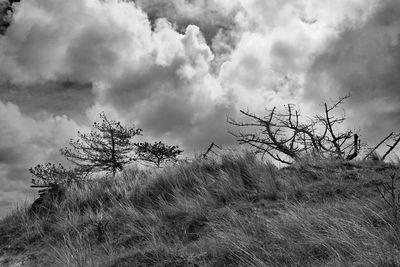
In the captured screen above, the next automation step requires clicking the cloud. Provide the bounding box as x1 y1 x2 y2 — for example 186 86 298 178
92 22 234 149
305 0 400 144
0 101 83 167
0 0 394 157
0 81 94 123
0 0 152 84
0 0 236 155
134 0 241 43
218 0 380 114
0 100 84 217
0 0 236 153
134 0 243 75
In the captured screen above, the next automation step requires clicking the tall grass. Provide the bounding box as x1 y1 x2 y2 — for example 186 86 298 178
1 151 399 266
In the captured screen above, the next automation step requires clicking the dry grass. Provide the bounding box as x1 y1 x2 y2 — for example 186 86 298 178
0 151 399 266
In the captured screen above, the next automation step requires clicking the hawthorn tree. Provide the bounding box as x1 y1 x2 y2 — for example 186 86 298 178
135 141 183 167
228 95 361 164
60 112 142 177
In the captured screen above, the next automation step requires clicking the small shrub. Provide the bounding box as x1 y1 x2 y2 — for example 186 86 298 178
376 172 400 231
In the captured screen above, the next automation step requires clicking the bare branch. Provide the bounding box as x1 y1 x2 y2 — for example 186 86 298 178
363 132 394 160
228 95 359 164
382 134 400 161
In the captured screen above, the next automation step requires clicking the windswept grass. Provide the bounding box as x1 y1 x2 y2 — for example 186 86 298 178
0 151 399 266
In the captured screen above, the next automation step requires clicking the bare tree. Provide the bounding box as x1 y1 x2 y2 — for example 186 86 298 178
228 95 360 164
202 142 222 158
382 134 400 161
135 141 183 168
363 132 394 160
60 112 142 177
362 132 400 161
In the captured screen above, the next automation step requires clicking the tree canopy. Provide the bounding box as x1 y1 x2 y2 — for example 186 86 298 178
60 112 142 177
135 141 183 167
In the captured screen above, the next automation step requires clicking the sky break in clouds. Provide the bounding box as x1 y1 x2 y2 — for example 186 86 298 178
0 0 400 217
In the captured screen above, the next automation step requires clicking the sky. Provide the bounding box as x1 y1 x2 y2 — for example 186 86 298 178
0 0 400 217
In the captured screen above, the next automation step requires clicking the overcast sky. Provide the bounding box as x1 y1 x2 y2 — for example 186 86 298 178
0 0 399 217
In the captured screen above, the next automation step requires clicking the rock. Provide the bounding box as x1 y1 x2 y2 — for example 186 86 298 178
29 184 65 216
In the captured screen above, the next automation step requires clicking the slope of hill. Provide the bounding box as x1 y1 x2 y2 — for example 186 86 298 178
0 152 399 266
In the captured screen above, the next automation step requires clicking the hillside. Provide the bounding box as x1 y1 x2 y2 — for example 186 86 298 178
0 152 399 266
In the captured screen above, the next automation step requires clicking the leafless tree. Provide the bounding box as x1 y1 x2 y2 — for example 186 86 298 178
382 134 400 161
202 142 222 158
363 132 394 160
228 95 360 164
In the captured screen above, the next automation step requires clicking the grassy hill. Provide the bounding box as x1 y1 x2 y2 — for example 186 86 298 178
1 151 399 266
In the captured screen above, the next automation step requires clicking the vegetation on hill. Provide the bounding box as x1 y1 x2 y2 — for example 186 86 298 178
30 112 182 187
228 95 400 164
2 96 400 266
60 112 143 178
1 151 400 266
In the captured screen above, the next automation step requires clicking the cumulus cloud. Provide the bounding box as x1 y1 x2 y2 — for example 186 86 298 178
134 0 243 74
0 101 81 163
92 22 233 149
134 0 241 43
305 0 400 143
0 100 83 217
0 0 152 84
0 0 236 152
219 0 379 115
